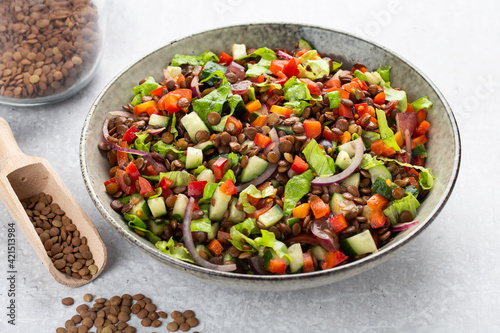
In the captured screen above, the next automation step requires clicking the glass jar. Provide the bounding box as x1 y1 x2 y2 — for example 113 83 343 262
0 0 106 106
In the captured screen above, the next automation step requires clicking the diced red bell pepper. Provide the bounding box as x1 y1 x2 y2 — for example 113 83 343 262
213 157 228 181
225 116 242 134
352 66 367 73
122 125 140 144
367 194 389 211
322 127 341 142
302 252 315 273
159 177 173 198
149 86 165 97
296 49 309 57
329 214 348 233
323 77 341 90
116 169 136 195
133 100 157 116
254 133 272 149
338 104 354 119
373 92 385 105
125 161 140 182
219 178 237 196
146 105 162 116
268 258 287 274
406 103 414 113
353 103 368 116
299 78 321 96
352 77 368 91
417 109 427 124
103 177 116 187
291 156 309 174
411 135 427 149
270 60 289 76
283 57 299 78
188 181 207 198
270 105 293 118
218 51 233 65
371 139 396 156
116 141 129 168
137 176 154 196
207 239 224 256
158 89 192 114
321 251 348 270
369 209 387 229
310 196 331 219
415 120 430 137
303 119 322 139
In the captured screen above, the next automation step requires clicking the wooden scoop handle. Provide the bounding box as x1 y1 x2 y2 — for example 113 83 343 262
0 117 24 164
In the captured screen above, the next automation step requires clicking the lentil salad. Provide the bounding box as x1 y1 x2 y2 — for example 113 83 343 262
98 39 435 275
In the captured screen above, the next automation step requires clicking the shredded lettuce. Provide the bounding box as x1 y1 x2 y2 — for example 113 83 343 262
221 169 236 183
192 70 231 127
297 50 330 80
353 69 367 81
227 152 239 167
383 193 420 225
152 141 182 157
331 61 342 71
131 76 160 106
302 139 335 177
134 132 151 152
283 76 312 102
283 100 311 116
238 184 276 214
192 165 206 177
198 182 218 204
253 230 291 262
365 71 384 86
171 50 219 67
210 94 245 132
376 109 401 152
156 237 195 263
199 61 227 86
411 96 433 112
242 47 277 77
229 218 258 251
383 82 407 112
379 157 435 190
170 114 178 140
360 153 384 169
190 216 212 233
283 170 314 217
124 213 160 244
412 144 427 158
377 66 392 82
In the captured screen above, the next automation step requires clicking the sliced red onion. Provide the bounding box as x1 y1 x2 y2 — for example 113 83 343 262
227 61 246 81
147 127 166 135
108 111 134 117
248 256 267 275
235 164 278 193
275 50 293 60
182 197 237 272
404 128 412 164
311 218 339 252
396 112 417 136
333 70 350 79
231 80 252 95
392 220 420 231
102 118 149 156
192 66 202 76
311 138 364 186
260 103 269 115
263 128 280 156
263 142 276 155
142 154 168 173
190 75 201 99
266 94 282 109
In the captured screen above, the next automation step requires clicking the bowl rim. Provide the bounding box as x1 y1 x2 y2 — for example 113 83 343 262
80 22 461 284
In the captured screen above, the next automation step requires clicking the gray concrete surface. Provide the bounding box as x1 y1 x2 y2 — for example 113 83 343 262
1 1 498 332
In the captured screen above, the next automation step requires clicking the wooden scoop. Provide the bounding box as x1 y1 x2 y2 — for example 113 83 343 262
0 117 107 287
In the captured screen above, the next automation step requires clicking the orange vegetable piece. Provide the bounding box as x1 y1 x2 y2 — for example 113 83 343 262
303 119 322 139
415 120 430 137
411 135 427 149
417 109 427 124
251 115 267 127
207 239 224 256
310 196 330 219
340 131 351 145
292 203 310 219
374 92 385 105
270 105 293 118
394 130 404 147
366 194 389 211
245 100 262 113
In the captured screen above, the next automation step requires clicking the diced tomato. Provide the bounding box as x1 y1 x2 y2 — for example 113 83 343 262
115 169 136 195
213 157 228 181
374 92 385 105
225 116 242 134
321 251 348 270
299 78 321 96
371 139 396 156
417 109 427 124
207 239 224 256
322 127 341 142
159 177 173 198
268 258 286 274
103 177 116 187
310 196 331 219
251 115 267 127
323 77 341 90
270 60 289 76
367 194 389 211
122 126 140 144
149 86 165 97
125 162 140 181
254 132 272 149
158 89 192 114
352 78 368 90
292 203 310 219
270 105 293 118
137 176 154 196
415 120 430 137
329 214 348 233
188 181 207 198
219 178 237 196
291 155 309 174
338 104 354 119
218 51 233 65
303 119 322 139
133 100 157 116
411 135 427 149
369 209 386 229
283 57 299 78
116 141 129 168
302 252 314 273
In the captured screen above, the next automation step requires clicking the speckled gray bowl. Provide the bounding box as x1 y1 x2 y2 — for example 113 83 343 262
80 23 460 291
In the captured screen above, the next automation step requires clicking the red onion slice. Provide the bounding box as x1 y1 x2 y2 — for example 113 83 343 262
231 80 252 95
227 61 246 81
182 197 237 272
396 112 417 136
102 118 149 156
142 155 168 173
190 75 201 99
311 138 364 186
235 164 278 193
404 128 412 164
311 218 339 252
392 220 420 231
192 66 202 76
260 103 269 115
108 111 134 117
275 50 293 60
147 127 166 135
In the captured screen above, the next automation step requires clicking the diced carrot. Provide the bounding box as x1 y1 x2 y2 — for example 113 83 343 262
251 115 267 127
411 135 427 149
310 196 330 219
366 194 389 211
207 239 224 256
292 203 310 219
245 100 262 113
369 209 386 229
340 131 351 145
415 120 430 137
394 130 404 147
303 119 322 139
417 109 427 124
270 105 293 118
268 258 286 274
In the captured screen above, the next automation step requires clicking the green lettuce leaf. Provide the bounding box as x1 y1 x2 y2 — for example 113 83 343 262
302 139 335 177
331 61 343 71
198 182 218 204
411 144 427 158
297 50 330 80
221 169 236 183
242 47 277 77
360 153 384 170
199 61 227 86
124 213 160 244
238 184 275 214
411 96 433 112
254 230 292 262
377 65 392 82
376 109 401 152
383 193 420 225
170 114 178 140
378 157 435 190
156 237 195 264
283 76 321 102
327 90 341 108
152 141 182 157
383 82 407 112
192 71 232 127
283 101 311 116
210 94 245 132
229 218 258 251
171 50 219 66
134 132 151 152
283 170 314 217
190 216 212 233
131 76 160 106
353 70 367 81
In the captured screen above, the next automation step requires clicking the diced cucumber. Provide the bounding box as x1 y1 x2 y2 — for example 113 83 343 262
240 156 269 183
232 43 247 60
228 200 246 223
288 243 304 273
285 217 300 228
159 171 192 187
209 187 232 221
148 114 170 128
194 140 214 152
197 168 216 183
274 125 294 135
310 245 328 261
335 150 352 170
207 222 219 241
147 219 165 236
185 147 203 169
330 193 355 217
180 112 210 143
240 140 255 155
341 173 360 188
172 194 188 222
148 197 167 218
298 38 313 50
368 164 392 183
258 205 284 228
341 230 377 256
196 244 213 259
129 193 151 220
337 140 358 158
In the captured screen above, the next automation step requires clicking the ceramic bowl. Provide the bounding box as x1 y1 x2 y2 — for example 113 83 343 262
80 23 460 291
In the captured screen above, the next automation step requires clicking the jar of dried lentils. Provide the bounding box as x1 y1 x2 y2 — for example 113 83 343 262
0 0 105 106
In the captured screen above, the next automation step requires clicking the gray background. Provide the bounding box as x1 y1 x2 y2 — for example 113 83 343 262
0 1 498 332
